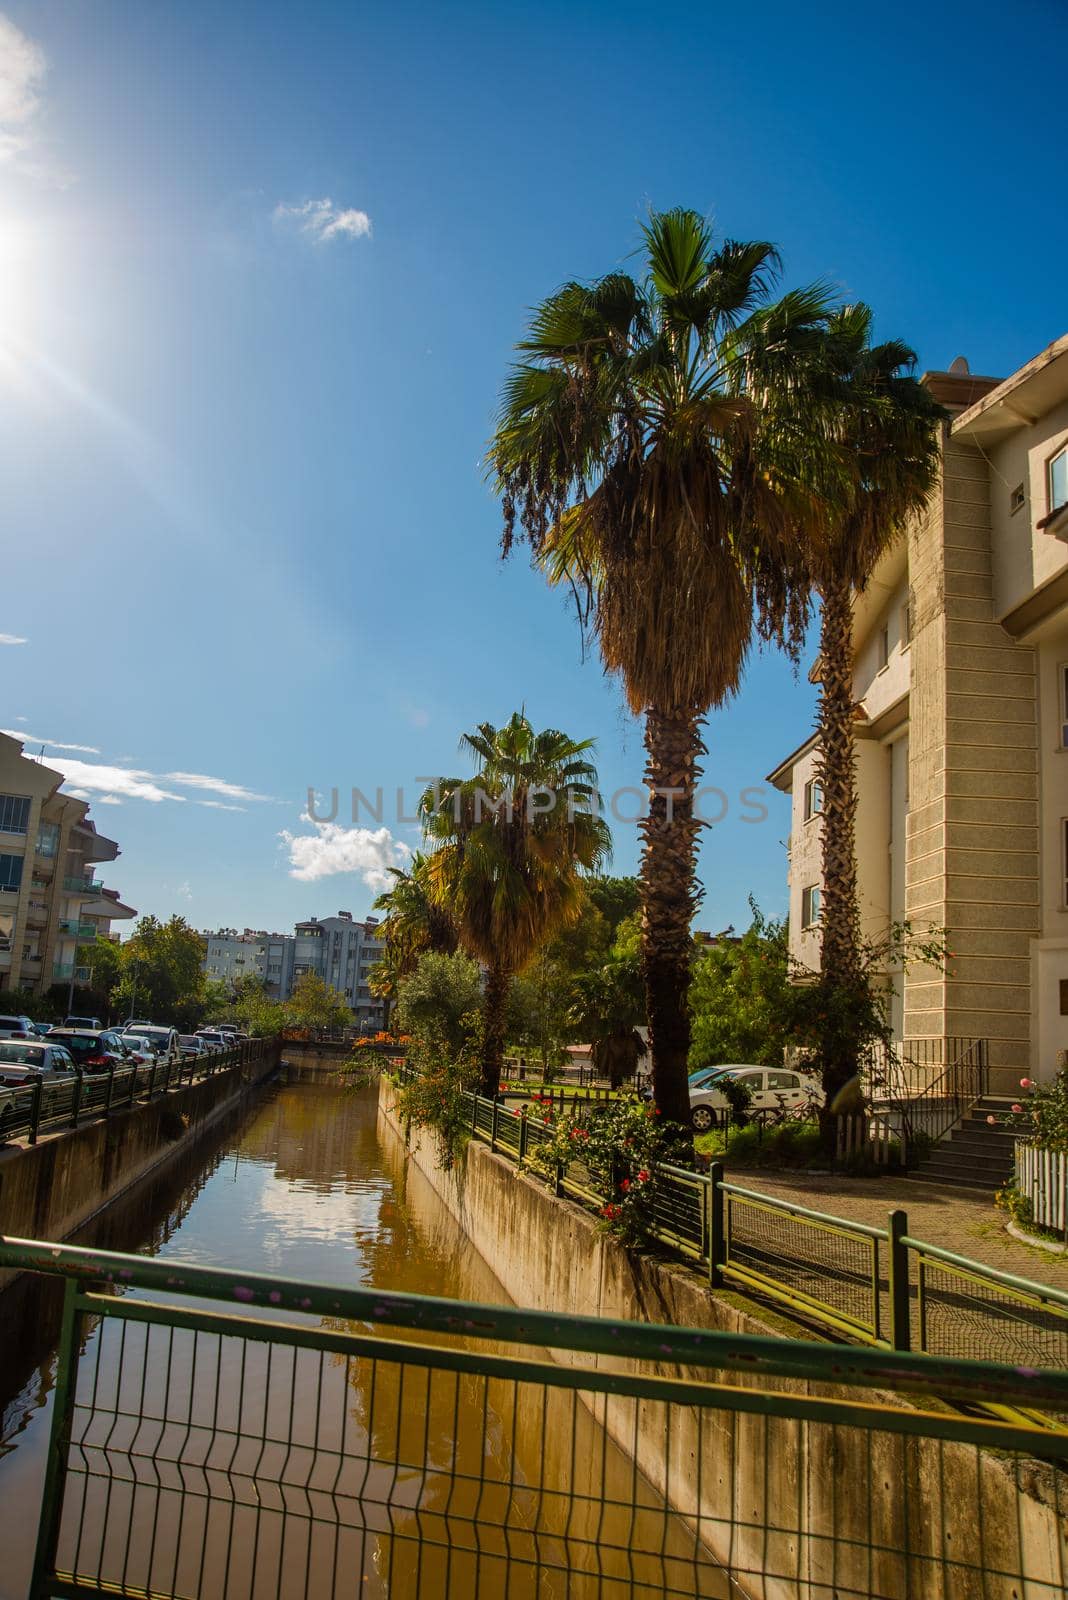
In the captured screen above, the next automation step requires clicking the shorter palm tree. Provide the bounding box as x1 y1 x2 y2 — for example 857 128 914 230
422 713 611 1096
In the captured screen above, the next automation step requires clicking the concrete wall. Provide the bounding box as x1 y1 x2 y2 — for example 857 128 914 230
0 1044 280 1288
378 1079 1063 1600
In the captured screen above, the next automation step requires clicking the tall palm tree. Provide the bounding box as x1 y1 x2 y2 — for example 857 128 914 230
422 713 611 1096
489 210 829 1125
373 854 458 973
751 305 945 1110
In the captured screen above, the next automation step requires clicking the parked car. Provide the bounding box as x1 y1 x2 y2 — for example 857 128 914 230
121 1035 162 1068
0 1014 35 1039
0 1039 78 1085
124 1025 181 1063
178 1034 209 1059
48 1028 133 1074
65 1015 103 1030
0 1042 79 1138
689 1066 808 1131
30 1021 52 1037
195 1030 235 1052
125 1019 154 1032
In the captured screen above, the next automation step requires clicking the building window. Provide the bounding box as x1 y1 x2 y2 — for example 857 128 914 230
801 885 821 928
0 854 24 892
1060 663 1068 750
35 821 59 857
1050 447 1068 515
0 795 31 834
877 624 890 671
1010 483 1026 516
803 779 823 821
1064 819 1068 910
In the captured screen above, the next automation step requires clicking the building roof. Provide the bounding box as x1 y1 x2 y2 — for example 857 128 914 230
766 732 819 791
952 334 1068 444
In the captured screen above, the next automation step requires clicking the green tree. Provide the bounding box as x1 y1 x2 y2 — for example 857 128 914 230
394 950 484 1059
688 907 802 1070
422 712 612 1096
284 971 353 1033
113 915 207 1029
491 209 826 1125
373 852 458 985
567 941 645 1088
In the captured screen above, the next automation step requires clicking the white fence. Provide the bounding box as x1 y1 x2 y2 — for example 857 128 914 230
1016 1143 1068 1235
835 1110 903 1167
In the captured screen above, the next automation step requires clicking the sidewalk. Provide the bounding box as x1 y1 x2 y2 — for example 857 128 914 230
726 1165 1068 1291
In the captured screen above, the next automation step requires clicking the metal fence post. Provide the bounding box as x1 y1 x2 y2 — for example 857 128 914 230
490 1099 499 1152
887 1208 911 1351
104 1061 115 1118
518 1107 528 1166
70 1071 82 1129
29 1078 43 1145
708 1161 725 1288
29 1278 82 1599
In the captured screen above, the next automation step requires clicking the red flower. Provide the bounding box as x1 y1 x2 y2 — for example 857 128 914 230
620 1178 631 1191
637 1170 650 1183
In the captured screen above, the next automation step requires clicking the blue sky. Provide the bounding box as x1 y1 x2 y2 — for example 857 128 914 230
1 0 1065 936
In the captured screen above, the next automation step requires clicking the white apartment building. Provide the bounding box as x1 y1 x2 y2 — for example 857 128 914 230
203 929 296 997
203 911 385 1026
769 338 1068 1092
0 733 136 995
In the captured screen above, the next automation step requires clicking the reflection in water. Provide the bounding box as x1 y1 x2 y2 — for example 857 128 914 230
1 1084 722 1598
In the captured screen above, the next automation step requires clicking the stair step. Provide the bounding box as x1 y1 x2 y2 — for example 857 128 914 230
906 1169 1002 1191
917 1153 1012 1176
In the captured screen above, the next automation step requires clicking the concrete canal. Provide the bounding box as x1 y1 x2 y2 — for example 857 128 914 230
0 1080 722 1598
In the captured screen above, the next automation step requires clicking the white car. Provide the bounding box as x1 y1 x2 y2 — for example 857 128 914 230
0 1013 35 1039
0 1041 79 1139
123 1024 181 1063
689 1066 808 1131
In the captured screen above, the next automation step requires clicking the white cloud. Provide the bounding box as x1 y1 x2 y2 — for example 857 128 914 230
54 759 187 804
198 800 246 813
0 632 27 644
279 821 410 889
176 881 192 901
0 12 45 167
166 770 272 802
273 197 372 244
67 788 122 806
2 728 102 754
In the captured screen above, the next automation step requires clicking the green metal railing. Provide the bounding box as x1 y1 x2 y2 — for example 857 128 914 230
433 1081 1068 1379
62 876 104 895
1 1235 1066 1600
0 1039 276 1147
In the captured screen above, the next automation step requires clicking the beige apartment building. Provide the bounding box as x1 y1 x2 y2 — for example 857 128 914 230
769 336 1068 1092
0 732 136 998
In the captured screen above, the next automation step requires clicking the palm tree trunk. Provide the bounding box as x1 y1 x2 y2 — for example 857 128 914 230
640 706 703 1128
481 961 510 1098
816 575 868 1118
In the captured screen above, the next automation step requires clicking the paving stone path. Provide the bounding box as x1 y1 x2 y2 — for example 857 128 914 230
726 1165 1068 1292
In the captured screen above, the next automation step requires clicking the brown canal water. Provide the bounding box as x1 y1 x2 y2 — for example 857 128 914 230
0 1082 725 1599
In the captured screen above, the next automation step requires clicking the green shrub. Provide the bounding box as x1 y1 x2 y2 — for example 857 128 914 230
526 1095 689 1247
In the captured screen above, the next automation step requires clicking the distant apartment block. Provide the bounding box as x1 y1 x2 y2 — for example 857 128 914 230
0 732 136 995
769 337 1068 1091
203 910 385 1027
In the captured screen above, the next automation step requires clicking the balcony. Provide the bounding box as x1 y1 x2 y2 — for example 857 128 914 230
63 876 103 895
59 921 98 942
53 962 91 982
25 899 50 926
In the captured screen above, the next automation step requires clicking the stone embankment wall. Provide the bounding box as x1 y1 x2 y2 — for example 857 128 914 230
378 1077 1062 1600
0 1044 280 1289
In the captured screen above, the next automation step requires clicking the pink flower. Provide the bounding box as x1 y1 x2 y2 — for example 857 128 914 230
1011 1104 1023 1115
637 1169 650 1183
1020 1078 1032 1089
986 1115 997 1126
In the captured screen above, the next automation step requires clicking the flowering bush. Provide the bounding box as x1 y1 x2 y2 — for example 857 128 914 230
1006 1069 1068 1154
525 1094 689 1246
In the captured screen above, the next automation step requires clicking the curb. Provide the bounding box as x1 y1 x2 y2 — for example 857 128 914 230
1005 1219 1068 1257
